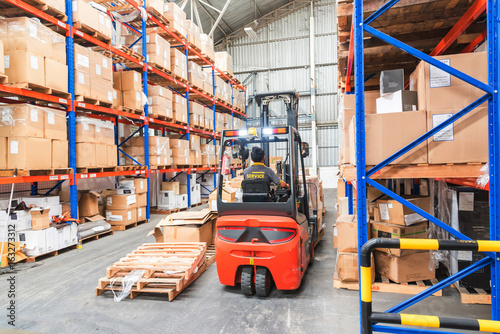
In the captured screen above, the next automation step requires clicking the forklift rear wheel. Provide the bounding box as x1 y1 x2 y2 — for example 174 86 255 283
255 267 272 297
241 266 255 296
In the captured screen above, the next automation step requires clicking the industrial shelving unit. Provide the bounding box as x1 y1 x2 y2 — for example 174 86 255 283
345 0 499 332
0 0 246 219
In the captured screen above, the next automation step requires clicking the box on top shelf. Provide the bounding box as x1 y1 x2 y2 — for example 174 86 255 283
44 108 67 140
215 52 233 77
0 40 4 75
200 34 215 61
45 58 68 92
8 137 52 169
4 50 45 86
0 104 44 138
380 69 404 95
163 2 187 37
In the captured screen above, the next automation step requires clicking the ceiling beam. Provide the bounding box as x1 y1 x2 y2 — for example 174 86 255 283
337 0 444 17
209 0 233 37
196 0 232 36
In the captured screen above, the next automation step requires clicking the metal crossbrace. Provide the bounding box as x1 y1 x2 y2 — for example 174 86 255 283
118 147 142 166
118 126 144 147
44 180 66 196
168 172 183 182
354 0 499 331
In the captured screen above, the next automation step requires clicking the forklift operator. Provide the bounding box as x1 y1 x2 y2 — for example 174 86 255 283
243 147 290 189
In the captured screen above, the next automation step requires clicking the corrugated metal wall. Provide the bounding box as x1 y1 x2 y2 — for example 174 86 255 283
229 0 338 167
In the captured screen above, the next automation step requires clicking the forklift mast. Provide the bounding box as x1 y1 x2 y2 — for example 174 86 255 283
254 90 299 166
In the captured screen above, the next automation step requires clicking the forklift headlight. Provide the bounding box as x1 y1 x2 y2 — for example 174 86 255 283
262 128 273 135
239 129 248 136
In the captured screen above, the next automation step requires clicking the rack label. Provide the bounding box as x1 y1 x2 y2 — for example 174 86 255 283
61 175 69 180
81 174 88 178
429 59 451 88
90 173 97 178
49 176 58 180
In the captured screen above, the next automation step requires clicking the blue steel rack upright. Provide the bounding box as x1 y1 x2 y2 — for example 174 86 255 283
353 0 500 333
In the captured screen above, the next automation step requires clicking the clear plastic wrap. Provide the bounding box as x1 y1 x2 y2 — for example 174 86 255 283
110 269 145 302
0 104 46 138
477 162 489 188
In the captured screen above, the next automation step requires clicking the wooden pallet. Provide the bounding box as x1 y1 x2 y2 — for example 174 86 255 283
333 276 443 296
74 22 111 44
4 82 71 99
77 166 117 173
75 95 113 108
191 201 207 208
455 285 491 305
92 44 145 63
314 228 325 248
120 106 144 115
81 229 114 243
111 219 147 231
115 165 148 171
25 244 78 263
0 168 72 177
0 0 67 21
149 114 173 122
206 244 216 267
96 242 206 301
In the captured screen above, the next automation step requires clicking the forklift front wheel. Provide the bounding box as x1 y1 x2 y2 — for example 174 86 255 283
255 267 272 297
241 266 255 296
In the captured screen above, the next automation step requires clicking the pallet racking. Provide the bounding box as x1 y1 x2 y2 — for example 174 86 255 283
0 0 246 220
338 0 499 332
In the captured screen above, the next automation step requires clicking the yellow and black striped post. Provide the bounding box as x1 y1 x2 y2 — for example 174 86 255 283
359 238 500 334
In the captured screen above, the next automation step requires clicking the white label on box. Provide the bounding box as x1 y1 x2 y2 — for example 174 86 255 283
211 200 217 211
148 97 152 105
78 72 85 84
77 54 89 68
107 197 112 206
4 56 9 69
379 203 390 221
459 192 475 211
99 14 104 24
72 0 77 11
106 212 122 221
102 58 108 69
83 121 89 130
113 90 117 99
136 92 140 101
127 211 132 220
30 55 38 70
47 111 55 125
138 208 142 217
107 91 113 102
95 125 100 133
430 59 451 88
432 113 454 141
30 109 38 122
140 180 144 190
28 22 37 38
96 64 101 75
126 195 136 205
10 141 18 154
404 213 426 225
457 250 473 262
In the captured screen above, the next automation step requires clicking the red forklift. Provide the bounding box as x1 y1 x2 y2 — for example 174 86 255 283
215 91 320 297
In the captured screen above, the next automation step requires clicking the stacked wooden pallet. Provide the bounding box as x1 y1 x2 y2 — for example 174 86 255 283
96 242 207 301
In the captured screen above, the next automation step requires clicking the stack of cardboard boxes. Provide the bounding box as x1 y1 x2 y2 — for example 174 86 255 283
159 181 189 210
233 88 245 111
0 104 68 170
0 17 67 93
188 61 204 89
0 196 77 258
73 44 113 103
203 106 215 131
171 48 188 81
202 70 214 95
215 51 233 77
113 71 144 112
201 144 217 166
170 138 191 165
173 93 188 124
121 135 171 167
125 31 171 71
187 20 202 51
189 134 203 166
163 2 187 37
75 117 117 168
341 51 488 166
105 178 147 227
148 85 174 119
73 0 112 40
200 34 215 61
189 101 204 128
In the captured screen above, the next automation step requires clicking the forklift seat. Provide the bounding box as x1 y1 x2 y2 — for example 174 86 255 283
241 179 270 202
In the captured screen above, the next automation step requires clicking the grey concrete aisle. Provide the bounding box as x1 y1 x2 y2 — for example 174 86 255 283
0 189 492 334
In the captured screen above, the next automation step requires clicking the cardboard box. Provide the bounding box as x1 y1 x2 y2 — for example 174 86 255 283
30 208 50 230
0 104 44 138
4 50 44 86
208 186 235 211
374 250 435 283
74 69 91 97
376 197 430 226
113 71 122 91
335 252 376 283
18 229 47 257
162 182 180 194
0 40 4 74
349 110 427 165
136 193 147 207
78 191 100 218
106 209 137 225
151 220 213 246
52 140 68 168
7 137 51 169
45 58 68 92
73 43 90 72
136 206 146 222
120 71 142 91
119 178 147 194
158 190 176 210
44 109 67 140
427 107 488 164
75 118 95 143
106 194 137 210
376 90 418 114
380 69 404 95
371 221 428 256
0 137 6 169
95 143 108 167
176 194 188 209
123 90 143 110
336 215 358 253
76 142 96 168
90 75 113 104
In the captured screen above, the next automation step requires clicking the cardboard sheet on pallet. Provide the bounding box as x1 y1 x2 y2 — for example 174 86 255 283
157 208 214 226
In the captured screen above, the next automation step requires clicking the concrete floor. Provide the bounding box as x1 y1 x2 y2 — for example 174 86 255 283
0 189 492 334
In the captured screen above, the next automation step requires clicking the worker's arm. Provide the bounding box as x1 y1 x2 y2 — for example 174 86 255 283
269 169 289 188
279 180 290 189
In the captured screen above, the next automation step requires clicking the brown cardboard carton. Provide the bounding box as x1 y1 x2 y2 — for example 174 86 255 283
44 58 68 92
335 252 376 283
107 145 117 167
30 208 50 230
74 43 90 72
0 137 6 169
44 109 67 140
123 90 143 110
90 75 113 104
0 104 44 138
106 194 137 210
76 142 96 167
3 37 50 59
136 193 147 207
161 182 180 194
90 51 112 81
0 40 3 74
72 0 100 32
78 191 101 218
427 107 488 164
120 71 142 91
52 140 68 168
349 110 427 165
170 138 189 149
336 215 358 253
113 72 122 91
376 197 430 226
374 250 435 283
136 206 146 222
74 69 91 97
151 220 213 246
120 178 148 194
75 119 95 143
106 209 137 225
370 221 428 257
163 3 187 36
171 147 190 157
7 137 51 169
4 51 45 86
112 89 122 108
95 143 108 167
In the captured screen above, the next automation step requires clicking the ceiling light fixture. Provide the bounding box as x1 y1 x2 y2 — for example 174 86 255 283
244 26 257 39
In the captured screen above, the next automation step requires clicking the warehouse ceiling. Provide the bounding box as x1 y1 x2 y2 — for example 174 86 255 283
173 0 294 45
